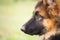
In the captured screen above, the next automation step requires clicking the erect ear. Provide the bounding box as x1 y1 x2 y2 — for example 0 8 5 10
47 0 59 18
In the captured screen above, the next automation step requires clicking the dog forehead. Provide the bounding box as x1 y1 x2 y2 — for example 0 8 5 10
35 7 46 17
35 0 44 8
34 1 48 17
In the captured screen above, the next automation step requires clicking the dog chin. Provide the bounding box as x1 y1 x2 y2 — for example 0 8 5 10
24 33 40 35
22 30 46 36
24 32 45 36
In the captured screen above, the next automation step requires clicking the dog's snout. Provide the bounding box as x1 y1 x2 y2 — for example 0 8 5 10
21 25 25 32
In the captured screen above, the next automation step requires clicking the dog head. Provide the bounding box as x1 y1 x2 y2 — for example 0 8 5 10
21 0 60 35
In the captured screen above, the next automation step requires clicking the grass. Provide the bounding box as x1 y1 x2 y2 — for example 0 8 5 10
0 1 37 40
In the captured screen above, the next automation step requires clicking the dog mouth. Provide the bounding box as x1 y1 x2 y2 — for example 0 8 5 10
21 27 46 35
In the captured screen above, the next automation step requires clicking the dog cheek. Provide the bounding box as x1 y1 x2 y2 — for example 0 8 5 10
43 19 55 31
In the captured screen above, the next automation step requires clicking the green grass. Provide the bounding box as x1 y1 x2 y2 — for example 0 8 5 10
0 1 37 40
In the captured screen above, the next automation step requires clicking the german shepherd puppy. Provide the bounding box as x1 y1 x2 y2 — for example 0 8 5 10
21 0 60 40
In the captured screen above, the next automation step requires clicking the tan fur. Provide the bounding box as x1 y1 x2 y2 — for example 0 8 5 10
36 0 60 40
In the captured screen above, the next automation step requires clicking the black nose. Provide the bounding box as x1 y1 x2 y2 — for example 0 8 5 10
21 25 25 32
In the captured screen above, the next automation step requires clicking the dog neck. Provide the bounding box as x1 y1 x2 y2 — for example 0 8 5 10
48 34 60 40
38 28 60 40
48 28 60 40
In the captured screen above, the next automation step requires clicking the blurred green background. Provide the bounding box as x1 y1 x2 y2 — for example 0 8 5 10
0 0 38 40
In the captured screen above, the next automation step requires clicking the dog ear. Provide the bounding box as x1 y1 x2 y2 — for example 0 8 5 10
46 0 59 18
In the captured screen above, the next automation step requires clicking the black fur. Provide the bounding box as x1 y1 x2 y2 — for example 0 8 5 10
21 11 46 35
49 34 60 40
21 0 60 40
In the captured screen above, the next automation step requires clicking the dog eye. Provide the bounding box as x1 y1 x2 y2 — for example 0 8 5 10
35 11 40 16
34 11 43 21
35 11 43 17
